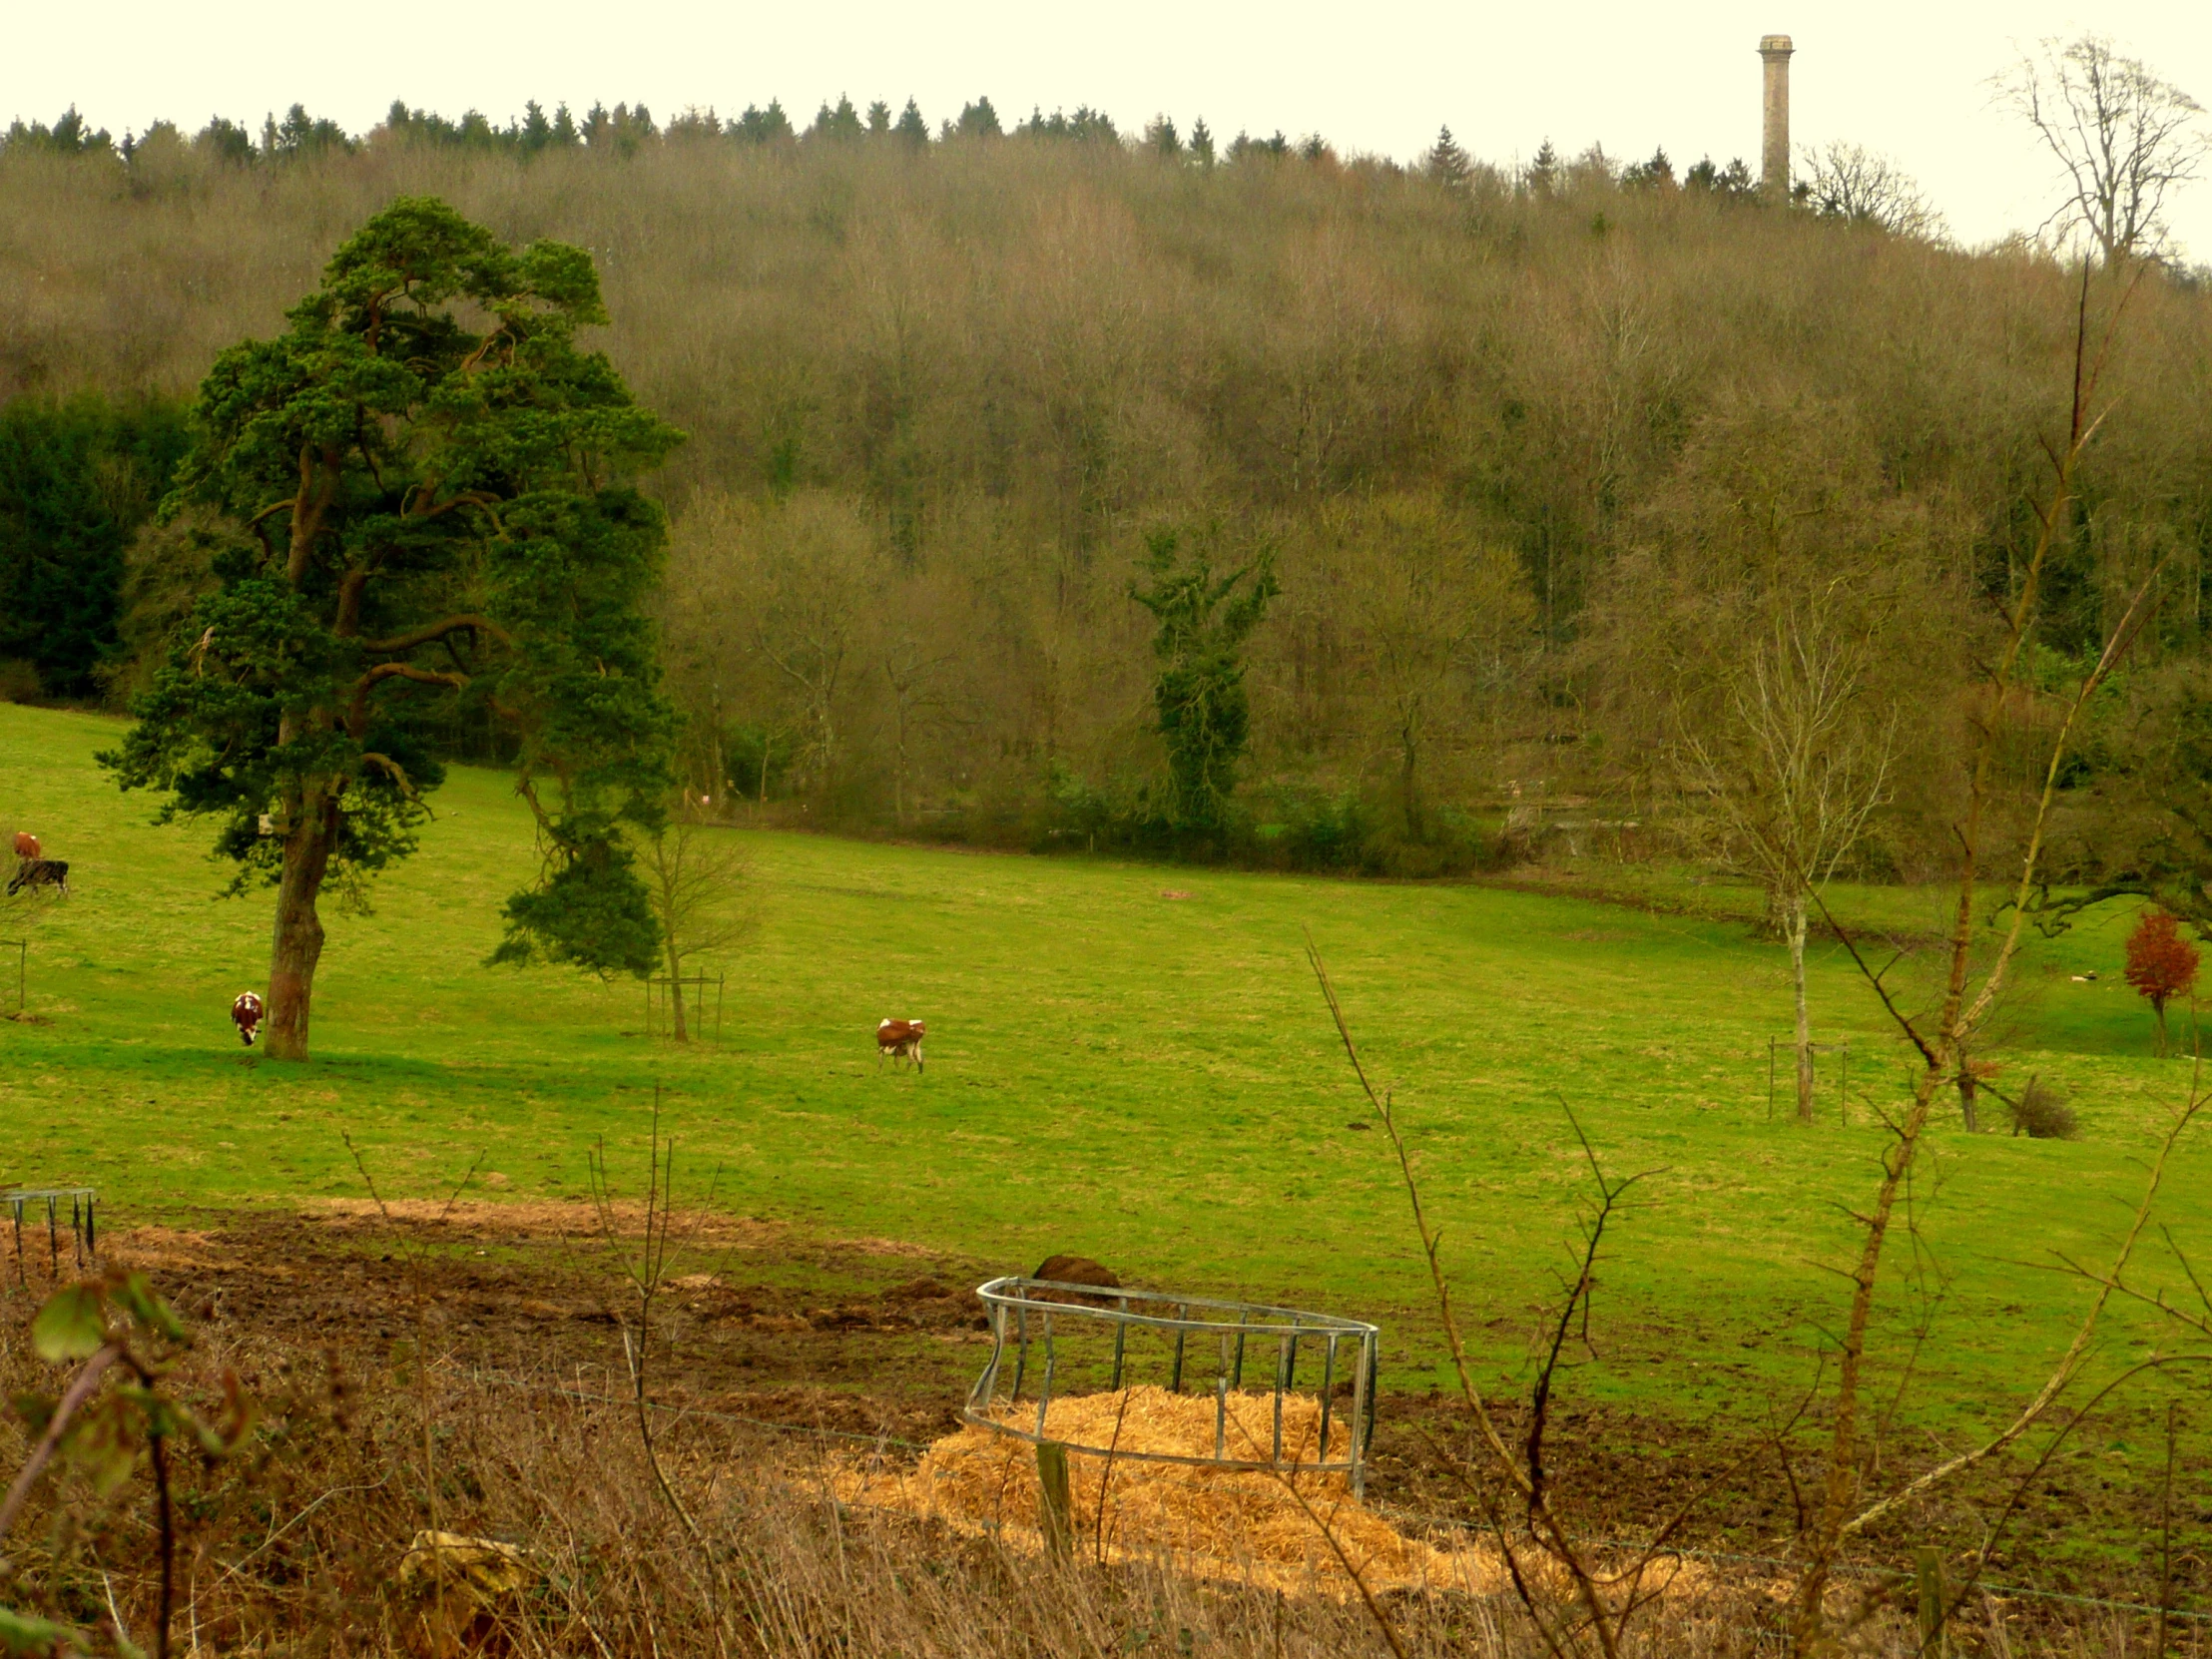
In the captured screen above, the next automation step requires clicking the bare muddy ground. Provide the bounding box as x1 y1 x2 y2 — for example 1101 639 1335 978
9 1205 2198 1625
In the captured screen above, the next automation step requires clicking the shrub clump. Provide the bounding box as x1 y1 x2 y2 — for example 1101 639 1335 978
2002 1076 2079 1140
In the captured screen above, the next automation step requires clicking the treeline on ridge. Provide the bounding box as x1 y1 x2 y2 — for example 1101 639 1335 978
2 104 2210 889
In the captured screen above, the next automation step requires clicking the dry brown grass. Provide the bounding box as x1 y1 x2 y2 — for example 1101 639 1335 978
0 1290 2164 1659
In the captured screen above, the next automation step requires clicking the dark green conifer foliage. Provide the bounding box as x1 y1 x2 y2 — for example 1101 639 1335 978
953 98 1002 140
1129 529 1279 841
0 107 112 154
733 101 795 145
0 395 190 696
1424 125 1471 189
103 197 682 1058
893 99 929 148
1529 138 1560 194
811 96 864 143
194 117 257 164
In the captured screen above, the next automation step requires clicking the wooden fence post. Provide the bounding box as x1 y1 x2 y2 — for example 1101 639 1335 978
1037 1441 1072 1559
1916 1547 1945 1657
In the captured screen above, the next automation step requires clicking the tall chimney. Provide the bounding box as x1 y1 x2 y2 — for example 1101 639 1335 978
1759 34 1794 200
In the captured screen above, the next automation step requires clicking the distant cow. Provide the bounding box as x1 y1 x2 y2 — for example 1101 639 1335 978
876 1017 926 1072
5 859 67 897
231 992 266 1047
11 831 38 862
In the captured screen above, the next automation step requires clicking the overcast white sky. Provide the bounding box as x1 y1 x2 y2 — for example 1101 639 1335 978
8 1 2210 257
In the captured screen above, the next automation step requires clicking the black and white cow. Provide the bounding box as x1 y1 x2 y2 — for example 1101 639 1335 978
5 859 68 897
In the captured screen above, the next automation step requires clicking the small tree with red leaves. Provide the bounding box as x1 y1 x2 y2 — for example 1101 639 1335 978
2124 908 2200 1056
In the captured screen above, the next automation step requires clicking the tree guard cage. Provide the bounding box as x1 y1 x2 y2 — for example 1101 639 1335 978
1768 1037 1852 1123
965 1276 1383 1496
645 971 726 1041
5 1188 96 1285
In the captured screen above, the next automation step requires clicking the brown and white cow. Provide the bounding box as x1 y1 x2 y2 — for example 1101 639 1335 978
231 991 266 1047
12 831 38 862
876 1017 926 1072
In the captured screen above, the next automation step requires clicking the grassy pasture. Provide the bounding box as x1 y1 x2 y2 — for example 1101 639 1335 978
1 702 2205 1446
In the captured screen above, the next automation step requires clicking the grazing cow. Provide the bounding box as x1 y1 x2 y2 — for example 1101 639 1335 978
231 991 266 1047
876 1017 926 1072
12 831 38 862
5 859 67 897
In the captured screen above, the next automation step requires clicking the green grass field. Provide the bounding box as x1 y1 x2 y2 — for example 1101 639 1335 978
2 703 2206 1443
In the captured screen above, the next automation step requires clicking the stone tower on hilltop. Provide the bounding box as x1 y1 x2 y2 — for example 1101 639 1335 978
1759 34 1794 200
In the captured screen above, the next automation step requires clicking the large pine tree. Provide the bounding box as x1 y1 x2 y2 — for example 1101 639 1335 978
106 197 681 1058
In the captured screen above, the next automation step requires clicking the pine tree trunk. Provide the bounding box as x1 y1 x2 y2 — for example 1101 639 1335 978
1791 890 1815 1124
264 787 337 1061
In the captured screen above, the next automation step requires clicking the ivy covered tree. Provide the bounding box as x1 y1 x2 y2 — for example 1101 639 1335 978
104 197 682 1060
1129 527 1278 845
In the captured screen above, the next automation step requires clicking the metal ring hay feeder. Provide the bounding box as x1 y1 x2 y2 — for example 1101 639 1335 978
965 1276 1382 1496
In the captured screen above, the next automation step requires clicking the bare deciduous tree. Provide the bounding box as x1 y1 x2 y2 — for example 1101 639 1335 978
744 495 884 808
1330 498 1530 842
639 810 758 1043
881 639 959 829
1799 140 1943 239
1998 34 2209 263
1679 605 1893 1123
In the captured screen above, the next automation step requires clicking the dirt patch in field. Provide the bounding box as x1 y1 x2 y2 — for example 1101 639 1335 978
11 1206 2197 1618
101 1226 236 1272
309 1197 788 1244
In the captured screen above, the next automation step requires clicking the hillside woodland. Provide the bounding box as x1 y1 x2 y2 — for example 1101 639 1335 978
2 105 2210 888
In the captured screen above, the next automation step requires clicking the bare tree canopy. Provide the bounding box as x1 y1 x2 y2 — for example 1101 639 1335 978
640 808 758 1042
1997 34 2209 263
1677 602 1894 1122
1799 142 1943 240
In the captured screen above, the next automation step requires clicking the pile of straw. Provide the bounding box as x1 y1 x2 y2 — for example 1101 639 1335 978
835 1385 1504 1597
